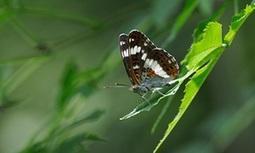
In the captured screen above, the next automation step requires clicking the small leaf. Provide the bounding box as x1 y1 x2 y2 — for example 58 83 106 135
224 3 255 45
57 62 78 111
182 22 222 70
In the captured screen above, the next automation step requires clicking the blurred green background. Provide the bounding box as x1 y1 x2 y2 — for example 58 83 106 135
0 0 255 153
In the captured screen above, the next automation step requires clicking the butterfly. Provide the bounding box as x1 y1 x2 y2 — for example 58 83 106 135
118 29 179 98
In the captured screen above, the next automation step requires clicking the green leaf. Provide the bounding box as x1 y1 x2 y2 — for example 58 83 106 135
154 2 255 152
58 63 78 109
149 1 232 133
153 50 222 153
57 62 106 112
182 22 222 70
57 62 78 111
153 21 223 152
224 3 255 45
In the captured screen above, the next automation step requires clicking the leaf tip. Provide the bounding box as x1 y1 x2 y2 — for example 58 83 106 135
119 109 139 120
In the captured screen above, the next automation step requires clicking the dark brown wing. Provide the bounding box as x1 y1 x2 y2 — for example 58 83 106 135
143 48 179 79
119 33 137 85
127 30 156 84
119 30 156 85
119 30 179 85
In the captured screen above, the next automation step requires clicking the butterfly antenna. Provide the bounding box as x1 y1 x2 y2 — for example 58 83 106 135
103 83 129 89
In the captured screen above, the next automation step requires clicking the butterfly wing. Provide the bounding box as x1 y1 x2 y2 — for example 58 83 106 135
143 48 179 80
119 29 179 87
128 30 179 80
119 33 138 85
119 30 156 85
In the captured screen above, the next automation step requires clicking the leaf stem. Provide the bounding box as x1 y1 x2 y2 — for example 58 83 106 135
151 97 173 134
234 0 239 14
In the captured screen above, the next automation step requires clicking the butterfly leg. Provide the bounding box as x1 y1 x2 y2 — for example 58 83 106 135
141 92 152 106
141 92 149 101
155 89 167 96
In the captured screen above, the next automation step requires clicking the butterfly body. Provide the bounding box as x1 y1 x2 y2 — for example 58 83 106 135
119 30 179 96
132 76 172 95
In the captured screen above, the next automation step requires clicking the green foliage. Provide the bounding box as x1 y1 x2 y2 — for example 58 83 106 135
153 3 255 153
20 62 105 153
183 22 222 69
224 2 255 45
153 21 223 153
1 0 255 153
151 0 230 134
57 62 78 111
